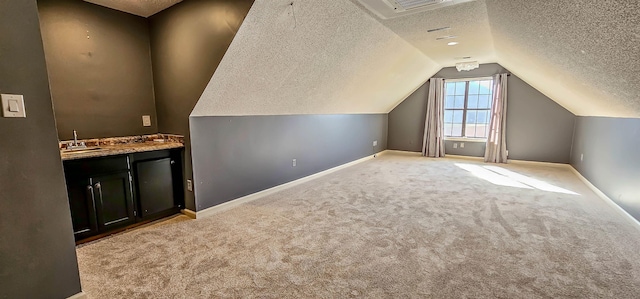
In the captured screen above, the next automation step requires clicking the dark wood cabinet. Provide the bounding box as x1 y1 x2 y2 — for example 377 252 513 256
92 172 136 231
66 177 99 240
64 149 183 241
135 158 175 218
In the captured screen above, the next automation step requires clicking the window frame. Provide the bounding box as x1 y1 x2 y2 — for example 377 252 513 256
443 77 494 140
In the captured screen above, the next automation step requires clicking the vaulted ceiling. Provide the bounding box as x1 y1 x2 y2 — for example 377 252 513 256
192 0 640 118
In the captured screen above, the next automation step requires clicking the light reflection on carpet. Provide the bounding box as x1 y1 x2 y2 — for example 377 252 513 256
455 163 579 195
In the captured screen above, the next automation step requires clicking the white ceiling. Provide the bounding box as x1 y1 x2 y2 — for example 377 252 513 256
484 0 640 117
192 0 440 116
84 0 182 17
352 0 496 67
193 0 640 118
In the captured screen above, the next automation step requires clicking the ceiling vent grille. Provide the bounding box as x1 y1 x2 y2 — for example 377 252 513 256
387 0 449 11
357 0 476 19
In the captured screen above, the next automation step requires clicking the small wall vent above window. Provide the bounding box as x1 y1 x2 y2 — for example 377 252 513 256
357 0 476 19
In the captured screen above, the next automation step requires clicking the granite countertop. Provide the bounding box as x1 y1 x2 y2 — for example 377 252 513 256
60 134 184 161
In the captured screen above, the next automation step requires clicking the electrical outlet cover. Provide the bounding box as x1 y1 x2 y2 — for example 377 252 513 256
142 115 152 127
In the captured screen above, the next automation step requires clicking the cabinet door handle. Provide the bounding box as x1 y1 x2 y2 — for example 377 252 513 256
94 182 103 206
86 185 95 202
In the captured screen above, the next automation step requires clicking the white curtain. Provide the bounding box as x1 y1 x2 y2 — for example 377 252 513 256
484 73 508 163
422 78 445 158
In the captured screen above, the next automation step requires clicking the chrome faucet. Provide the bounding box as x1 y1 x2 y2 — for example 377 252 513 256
66 130 87 150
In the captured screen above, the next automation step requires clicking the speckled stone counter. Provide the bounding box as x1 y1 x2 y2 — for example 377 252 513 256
60 134 184 161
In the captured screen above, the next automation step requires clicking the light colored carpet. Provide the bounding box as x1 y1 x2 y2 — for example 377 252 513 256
76 153 640 298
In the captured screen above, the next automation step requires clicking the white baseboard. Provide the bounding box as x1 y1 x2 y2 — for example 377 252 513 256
568 166 640 230
194 151 386 219
444 154 484 161
507 159 570 168
180 209 197 219
385 150 422 156
67 292 87 299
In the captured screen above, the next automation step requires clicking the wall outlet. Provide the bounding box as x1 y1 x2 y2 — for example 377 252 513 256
142 115 152 127
373 140 378 147
506 150 509 157
460 142 465 148
292 159 296 167
580 154 584 161
453 143 458 149
186 179 193 192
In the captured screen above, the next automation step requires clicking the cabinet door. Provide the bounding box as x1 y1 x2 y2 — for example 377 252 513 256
66 177 99 240
93 171 136 231
136 158 175 218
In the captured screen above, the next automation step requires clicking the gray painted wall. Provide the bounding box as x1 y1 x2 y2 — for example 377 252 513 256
444 140 486 157
388 63 576 163
149 0 254 210
0 1 82 297
38 0 157 140
571 117 640 221
190 114 387 211
388 81 428 152
506 74 575 163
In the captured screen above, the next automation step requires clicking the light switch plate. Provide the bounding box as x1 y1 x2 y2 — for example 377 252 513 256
142 115 151 127
1 94 26 118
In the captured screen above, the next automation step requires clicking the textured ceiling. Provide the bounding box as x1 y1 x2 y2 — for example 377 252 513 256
194 0 640 118
485 0 640 117
351 0 496 67
192 0 440 116
84 0 182 17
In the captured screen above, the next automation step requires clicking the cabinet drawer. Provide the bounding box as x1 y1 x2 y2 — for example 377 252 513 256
64 155 130 177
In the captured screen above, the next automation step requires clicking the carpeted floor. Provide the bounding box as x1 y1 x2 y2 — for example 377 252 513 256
76 153 640 298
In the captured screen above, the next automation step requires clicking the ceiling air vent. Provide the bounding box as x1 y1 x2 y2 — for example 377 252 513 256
387 0 449 12
357 0 476 19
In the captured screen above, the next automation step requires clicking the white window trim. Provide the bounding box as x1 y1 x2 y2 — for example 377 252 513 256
444 137 487 143
443 77 494 139
444 76 493 83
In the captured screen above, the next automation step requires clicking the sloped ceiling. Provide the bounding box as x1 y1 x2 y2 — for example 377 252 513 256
485 0 640 117
193 0 639 118
352 0 497 67
191 0 440 116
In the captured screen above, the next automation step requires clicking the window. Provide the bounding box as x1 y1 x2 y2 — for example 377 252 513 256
444 79 493 139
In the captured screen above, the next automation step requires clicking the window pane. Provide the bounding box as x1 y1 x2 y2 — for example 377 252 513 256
445 82 456 96
468 81 480 95
453 110 463 123
477 110 489 124
444 123 453 136
477 124 489 138
466 110 477 124
445 96 455 109
479 80 492 94
451 123 462 137
455 82 466 95
454 96 465 108
478 95 491 109
465 124 477 137
444 110 453 123
467 94 479 109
